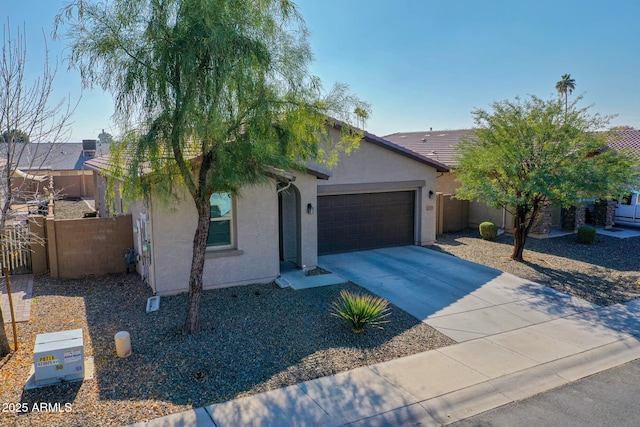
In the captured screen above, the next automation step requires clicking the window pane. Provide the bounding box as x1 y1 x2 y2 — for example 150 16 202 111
210 193 232 218
208 220 231 247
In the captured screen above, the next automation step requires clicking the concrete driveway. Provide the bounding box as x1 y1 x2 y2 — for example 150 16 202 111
319 245 598 341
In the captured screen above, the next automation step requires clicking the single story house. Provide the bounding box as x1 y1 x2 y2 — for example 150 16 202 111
385 127 640 236
85 127 449 295
383 129 521 232
9 139 110 200
606 127 640 157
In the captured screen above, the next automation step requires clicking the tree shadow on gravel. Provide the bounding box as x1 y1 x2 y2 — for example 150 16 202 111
520 260 637 306
19 381 82 415
523 234 640 272
25 274 454 412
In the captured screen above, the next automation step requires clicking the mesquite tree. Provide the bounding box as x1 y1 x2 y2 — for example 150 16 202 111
455 95 639 261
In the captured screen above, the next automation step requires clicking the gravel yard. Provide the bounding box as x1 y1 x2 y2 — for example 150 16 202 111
432 228 640 306
0 274 453 427
53 198 96 220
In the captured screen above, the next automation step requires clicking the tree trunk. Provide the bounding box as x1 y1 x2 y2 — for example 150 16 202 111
512 212 527 261
512 202 542 261
183 200 211 334
0 214 10 356
0 308 10 357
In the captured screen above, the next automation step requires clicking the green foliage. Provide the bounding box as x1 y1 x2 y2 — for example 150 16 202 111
555 74 576 97
57 0 369 207
555 73 576 113
479 221 498 241
454 94 640 260
331 290 390 334
97 129 113 144
577 225 596 244
56 0 369 333
1 129 29 144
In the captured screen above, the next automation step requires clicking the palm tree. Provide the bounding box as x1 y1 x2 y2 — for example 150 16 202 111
555 73 576 114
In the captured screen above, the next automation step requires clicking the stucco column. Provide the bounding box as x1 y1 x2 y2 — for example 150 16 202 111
28 216 48 274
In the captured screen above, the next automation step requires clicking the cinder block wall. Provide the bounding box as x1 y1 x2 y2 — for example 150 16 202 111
47 215 134 278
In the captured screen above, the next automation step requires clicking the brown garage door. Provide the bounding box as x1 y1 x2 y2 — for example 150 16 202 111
318 191 415 255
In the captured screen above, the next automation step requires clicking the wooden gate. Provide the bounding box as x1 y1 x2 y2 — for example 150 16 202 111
436 193 469 235
1 222 32 274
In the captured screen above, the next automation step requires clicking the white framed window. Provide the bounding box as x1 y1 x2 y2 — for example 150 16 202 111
208 193 233 249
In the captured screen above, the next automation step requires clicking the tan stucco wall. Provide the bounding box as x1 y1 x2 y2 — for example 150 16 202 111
280 188 298 263
149 182 284 295
293 172 318 269
94 173 108 217
318 133 439 246
468 204 561 234
127 199 154 288
436 172 460 195
29 215 48 275
468 202 515 231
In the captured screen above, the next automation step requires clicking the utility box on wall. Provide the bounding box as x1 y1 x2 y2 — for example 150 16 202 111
33 328 85 387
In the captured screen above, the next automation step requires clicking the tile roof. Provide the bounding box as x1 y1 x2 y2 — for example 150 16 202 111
386 128 640 167
85 153 333 180
86 124 451 178
607 128 640 154
383 129 474 168
83 154 112 174
362 130 449 172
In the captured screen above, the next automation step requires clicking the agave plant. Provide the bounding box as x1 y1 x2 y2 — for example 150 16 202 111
331 290 390 333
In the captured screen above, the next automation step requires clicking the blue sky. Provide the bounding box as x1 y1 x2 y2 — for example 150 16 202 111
3 0 640 141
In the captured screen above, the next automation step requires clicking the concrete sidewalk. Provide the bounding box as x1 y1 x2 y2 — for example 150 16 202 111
1 274 34 323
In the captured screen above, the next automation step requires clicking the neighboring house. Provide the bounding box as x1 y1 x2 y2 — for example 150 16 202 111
384 129 472 194
85 127 448 295
384 129 518 232
10 139 110 201
607 128 640 158
386 127 640 236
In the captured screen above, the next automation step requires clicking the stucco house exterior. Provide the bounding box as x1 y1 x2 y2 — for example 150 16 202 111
85 127 448 295
386 127 640 236
384 129 521 232
11 139 110 200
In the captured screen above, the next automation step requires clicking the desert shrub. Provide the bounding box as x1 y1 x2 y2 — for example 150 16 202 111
479 221 498 241
577 225 596 244
331 290 390 334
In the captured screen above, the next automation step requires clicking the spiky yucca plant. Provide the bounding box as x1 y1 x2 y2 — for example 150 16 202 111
331 290 390 333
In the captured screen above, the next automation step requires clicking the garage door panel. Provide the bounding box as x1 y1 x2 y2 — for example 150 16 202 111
318 191 415 255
